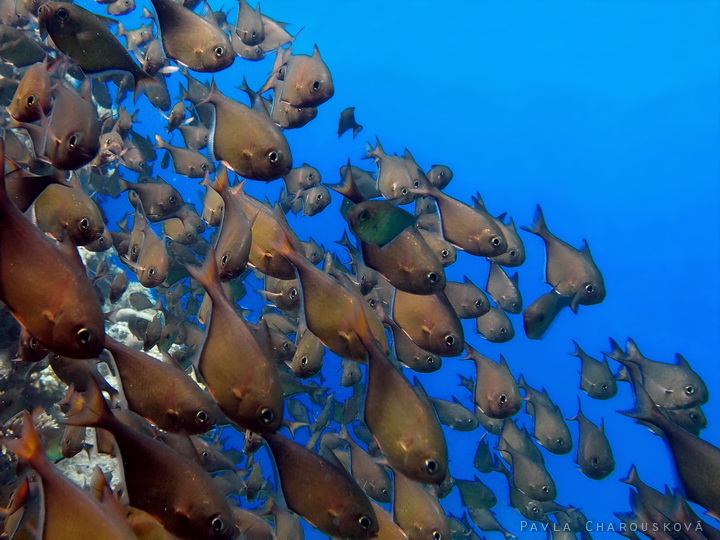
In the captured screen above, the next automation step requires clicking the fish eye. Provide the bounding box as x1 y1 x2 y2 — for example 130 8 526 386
316 193 323 200
214 46 225 58
509 249 517 258
76 328 95 347
358 209 370 222
195 409 209 424
601 383 608 390
277 66 285 79
220 253 229 267
267 150 279 164
26 94 37 107
541 485 549 494
490 236 502 247
591 457 599 467
131 246 138 256
685 385 695 396
29 337 39 349
210 515 225 534
382 488 388 495
424 458 438 474
585 283 595 294
308 173 315 180
499 327 507 334
300 356 308 366
201 451 210 460
78 217 90 231
512 302 518 310
475 299 484 308
56 6 69 20
67 134 78 149
690 412 700 422
413 180 419 187
441 249 449 258
368 299 376 308
259 407 276 425
289 288 298 299
358 516 372 531
498 393 508 406
186 233 195 241
426 356 434 364
556 438 564 446
148 267 157 277
169 195 177 203
201 163 208 170
444 334 455 347
425 271 439 285
432 531 443 540
311 80 321 92
283 342 291 350
401 187 408 196
531 505 540 515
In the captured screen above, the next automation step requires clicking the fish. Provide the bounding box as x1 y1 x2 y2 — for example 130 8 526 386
384 316 442 373
522 285 572 340
486 262 522 314
164 100 188 132
464 344 522 419
234 0 263 45
455 476 498 509
473 433 494 473
392 288 464 357
569 399 615 480
178 123 210 150
487 213 526 267
365 139 418 204
622 361 720 516
0 139 105 358
289 327 325 378
148 0 234 72
128 205 170 288
418 227 458 267
425 164 453 189
8 58 52 122
202 80 292 181
338 106 363 138
521 205 605 312
429 395 480 431
497 435 556 502
569 341 618 399
347 199 416 246
606 337 708 410
445 276 491 319
475 303 515 343
37 2 162 102
1 411 137 539
264 44 335 108
187 247 284 433
32 182 105 246
105 336 217 434
414 179 508 257
518 375 573 455
263 430 378 538
155 134 214 177
120 176 184 222
65 381 236 539
392 469 451 540
338 425 392 503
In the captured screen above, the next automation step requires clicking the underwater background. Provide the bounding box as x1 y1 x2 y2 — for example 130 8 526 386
20 0 720 537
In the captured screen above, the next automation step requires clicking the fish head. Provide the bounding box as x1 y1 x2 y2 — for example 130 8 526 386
479 226 507 257
53 130 100 170
37 3 79 39
485 388 521 420
409 351 442 373
411 448 448 485
197 38 235 72
249 141 292 181
574 278 606 309
49 306 105 359
70 212 105 246
107 0 134 16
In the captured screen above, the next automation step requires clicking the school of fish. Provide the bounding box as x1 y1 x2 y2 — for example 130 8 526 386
0 0 717 538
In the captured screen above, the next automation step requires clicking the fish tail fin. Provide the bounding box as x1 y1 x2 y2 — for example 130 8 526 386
603 337 627 363
64 380 116 430
328 158 367 204
618 363 667 429
133 72 163 106
569 340 585 358
209 164 230 196
0 411 49 472
520 204 550 238
620 464 640 487
154 134 167 150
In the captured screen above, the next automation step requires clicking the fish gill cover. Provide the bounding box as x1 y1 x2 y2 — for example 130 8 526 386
0 0 718 539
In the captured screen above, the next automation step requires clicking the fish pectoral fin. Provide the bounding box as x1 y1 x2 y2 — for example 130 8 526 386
41 309 56 323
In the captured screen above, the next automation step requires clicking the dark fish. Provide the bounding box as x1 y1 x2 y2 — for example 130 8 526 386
606 337 708 410
0 140 104 358
467 507 516 540
290 328 325 378
488 213 526 267
497 436 556 502
203 81 292 181
365 139 417 204
129 206 170 288
33 183 105 246
148 0 234 72
347 199 415 247
164 100 187 132
523 285 572 340
120 176 184 222
426 164 453 189
155 134 213 177
392 288 464 357
339 425 392 503
569 399 615 480
464 344 521 419
418 227 458 267
8 58 52 122
521 205 605 312
429 394 480 432
475 303 515 343
445 276 491 319
518 375 573 455
37 2 161 101
0 24 47 66
264 44 334 108
263 431 378 538
338 163 382 200
66 381 235 539
178 123 210 150
188 248 284 433
234 0 263 45
357 308 448 485
569 341 618 399
486 262 522 314
665 406 707 436
456 476 497 509
473 434 494 473
385 316 442 373
622 360 720 515
118 20 154 50
283 163 322 195
338 106 363 138
393 469 451 540
1 411 137 539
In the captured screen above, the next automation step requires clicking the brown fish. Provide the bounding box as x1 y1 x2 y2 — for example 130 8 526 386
203 166 253 281
393 469 451 540
1 411 137 540
8 58 52 122
365 139 418 204
202 80 292 181
426 164 453 189
202 179 224 227
187 248 284 433
106 336 217 434
148 0 234 72
155 134 214 177
128 206 169 288
263 430 377 538
339 425 392 503
290 327 325 378
475 303 515 343
487 213 526 267
392 288 464 357
33 183 105 246
522 286 572 340
234 0 263 45
445 276 491 319
66 381 236 539
486 262 522 314
0 140 105 358
120 176 184 222
264 44 334 108
464 344 522 419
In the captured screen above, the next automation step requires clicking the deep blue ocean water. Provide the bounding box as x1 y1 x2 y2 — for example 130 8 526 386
88 0 720 537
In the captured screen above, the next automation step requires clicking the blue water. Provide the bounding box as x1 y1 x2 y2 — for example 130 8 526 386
96 0 720 537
